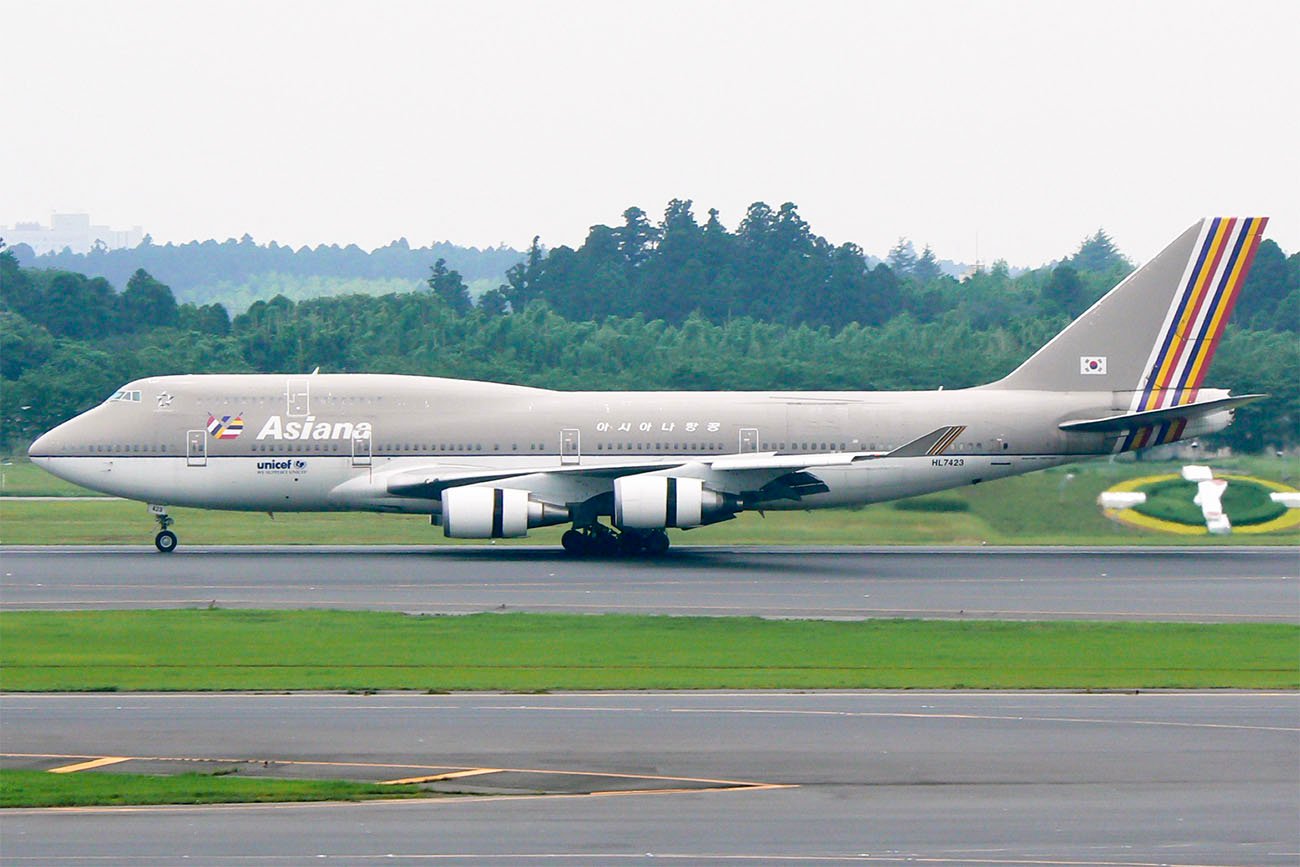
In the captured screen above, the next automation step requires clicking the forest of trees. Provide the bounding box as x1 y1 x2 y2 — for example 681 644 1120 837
7 235 523 306
3 200 1297 454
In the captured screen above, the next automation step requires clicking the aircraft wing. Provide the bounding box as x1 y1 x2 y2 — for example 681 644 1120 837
384 461 678 500
374 426 964 508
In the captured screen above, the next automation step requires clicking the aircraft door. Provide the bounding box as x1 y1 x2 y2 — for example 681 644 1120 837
560 428 581 465
351 430 372 468
739 428 759 454
287 379 310 417
186 429 207 467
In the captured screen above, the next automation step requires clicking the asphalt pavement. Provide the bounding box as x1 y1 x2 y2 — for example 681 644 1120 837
2 691 1298 865
2 546 1297 864
3 545 1297 621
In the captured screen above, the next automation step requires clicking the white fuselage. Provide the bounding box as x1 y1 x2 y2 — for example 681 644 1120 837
29 373 1141 517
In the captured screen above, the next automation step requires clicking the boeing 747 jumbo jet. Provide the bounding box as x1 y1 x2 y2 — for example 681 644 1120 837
30 218 1268 555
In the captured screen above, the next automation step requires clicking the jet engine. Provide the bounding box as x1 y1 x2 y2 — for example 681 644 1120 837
440 487 568 538
1180 409 1234 440
613 475 739 529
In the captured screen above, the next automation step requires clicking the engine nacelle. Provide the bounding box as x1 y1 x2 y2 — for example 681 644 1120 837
1180 409 1234 440
440 487 568 538
613 475 738 529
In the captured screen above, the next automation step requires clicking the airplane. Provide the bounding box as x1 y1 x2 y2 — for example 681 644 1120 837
28 217 1269 555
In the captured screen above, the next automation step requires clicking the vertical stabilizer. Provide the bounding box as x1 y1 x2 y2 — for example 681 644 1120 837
989 218 1268 400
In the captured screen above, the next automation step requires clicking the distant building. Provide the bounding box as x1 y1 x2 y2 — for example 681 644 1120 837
3 213 144 254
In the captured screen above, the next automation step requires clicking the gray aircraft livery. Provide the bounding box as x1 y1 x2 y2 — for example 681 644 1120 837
30 218 1269 554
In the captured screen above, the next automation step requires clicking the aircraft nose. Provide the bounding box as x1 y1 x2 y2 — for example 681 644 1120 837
28 419 74 459
28 428 55 458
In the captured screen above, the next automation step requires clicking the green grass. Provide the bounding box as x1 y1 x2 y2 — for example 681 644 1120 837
1134 477 1287 526
891 496 970 512
0 769 427 808
0 459 109 497
3 455 1298 546
1 610 1295 691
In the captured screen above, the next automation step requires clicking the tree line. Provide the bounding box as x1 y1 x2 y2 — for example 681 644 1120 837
2 202 1297 454
8 234 522 305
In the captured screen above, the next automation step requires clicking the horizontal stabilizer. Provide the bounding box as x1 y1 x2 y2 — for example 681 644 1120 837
875 425 967 459
1058 394 1264 433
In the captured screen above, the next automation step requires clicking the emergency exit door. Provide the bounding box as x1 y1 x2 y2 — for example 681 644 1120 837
738 428 759 454
351 430 372 468
186 429 207 467
287 378 310 417
560 428 581 465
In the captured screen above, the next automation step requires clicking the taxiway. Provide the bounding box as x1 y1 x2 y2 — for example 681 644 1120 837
2 691 1297 865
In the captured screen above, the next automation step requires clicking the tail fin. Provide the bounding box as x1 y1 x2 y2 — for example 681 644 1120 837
990 217 1269 395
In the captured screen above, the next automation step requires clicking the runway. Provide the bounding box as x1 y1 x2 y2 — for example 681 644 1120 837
3 547 1297 863
2 545 1297 621
2 691 1297 865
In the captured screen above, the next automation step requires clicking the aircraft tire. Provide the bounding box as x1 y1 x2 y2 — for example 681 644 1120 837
643 530 670 557
155 530 178 553
561 529 586 555
618 530 646 556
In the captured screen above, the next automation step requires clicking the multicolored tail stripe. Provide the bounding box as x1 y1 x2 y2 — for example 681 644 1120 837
1118 217 1267 451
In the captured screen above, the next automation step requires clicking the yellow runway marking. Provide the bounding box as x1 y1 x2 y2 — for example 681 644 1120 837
47 756 130 773
380 768 502 785
3 752 782 793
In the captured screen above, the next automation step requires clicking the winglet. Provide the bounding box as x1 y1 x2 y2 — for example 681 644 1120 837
879 425 966 459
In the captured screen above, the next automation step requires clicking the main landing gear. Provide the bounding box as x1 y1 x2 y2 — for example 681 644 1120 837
561 524 670 557
151 506 178 553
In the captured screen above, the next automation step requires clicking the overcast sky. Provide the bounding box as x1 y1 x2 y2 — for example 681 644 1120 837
4 0 1297 266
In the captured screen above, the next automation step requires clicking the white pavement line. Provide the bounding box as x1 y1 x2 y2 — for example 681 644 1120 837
666 707 1300 732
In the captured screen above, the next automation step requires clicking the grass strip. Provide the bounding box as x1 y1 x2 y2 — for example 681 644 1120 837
0 769 427 808
4 457 1299 546
1 610 1295 691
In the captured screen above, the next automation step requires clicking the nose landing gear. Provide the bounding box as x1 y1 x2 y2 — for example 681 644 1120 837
150 505 178 553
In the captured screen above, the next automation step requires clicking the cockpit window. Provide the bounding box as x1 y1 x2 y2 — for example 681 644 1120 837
108 390 142 403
